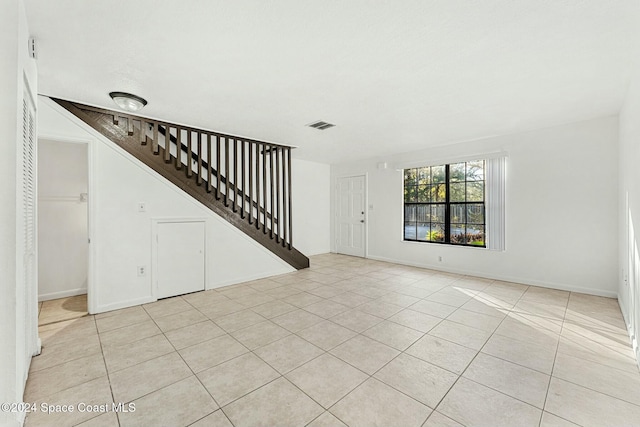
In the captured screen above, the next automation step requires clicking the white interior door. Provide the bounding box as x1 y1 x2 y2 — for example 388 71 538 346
336 175 366 257
156 221 205 299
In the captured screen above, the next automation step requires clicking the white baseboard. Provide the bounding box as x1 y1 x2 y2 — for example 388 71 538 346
35 337 42 356
38 288 87 302
207 268 295 290
619 297 630 328
93 296 156 314
90 269 292 314
366 254 619 298
619 298 640 369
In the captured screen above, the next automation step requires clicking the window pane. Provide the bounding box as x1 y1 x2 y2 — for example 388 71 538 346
450 182 465 202
450 224 466 244
428 224 445 242
404 168 417 185
433 184 446 202
416 205 429 222
432 165 445 184
467 161 484 181
467 204 484 224
403 160 487 248
431 205 445 223
450 204 465 223
417 185 430 202
405 185 417 202
404 222 417 240
427 185 435 201
416 223 429 241
467 225 485 246
418 167 430 185
450 162 465 182
466 181 484 202
404 204 416 222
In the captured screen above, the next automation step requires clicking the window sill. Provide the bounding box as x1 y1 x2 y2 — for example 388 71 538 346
401 239 488 250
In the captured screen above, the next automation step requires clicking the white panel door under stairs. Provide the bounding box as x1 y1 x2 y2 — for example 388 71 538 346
155 220 205 299
337 175 366 257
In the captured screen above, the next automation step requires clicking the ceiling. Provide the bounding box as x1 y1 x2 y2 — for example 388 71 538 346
25 0 639 164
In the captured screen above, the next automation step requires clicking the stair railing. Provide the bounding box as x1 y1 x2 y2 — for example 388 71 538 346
93 105 294 249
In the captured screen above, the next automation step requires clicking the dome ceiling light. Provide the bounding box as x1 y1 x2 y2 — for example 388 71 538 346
109 91 148 112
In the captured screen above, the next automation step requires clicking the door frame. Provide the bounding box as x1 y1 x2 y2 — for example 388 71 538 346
36 133 96 313
333 173 368 258
151 217 207 300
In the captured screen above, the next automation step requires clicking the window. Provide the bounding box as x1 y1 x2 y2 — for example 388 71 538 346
404 160 486 247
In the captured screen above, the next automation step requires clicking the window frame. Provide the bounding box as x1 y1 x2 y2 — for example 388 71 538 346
403 161 486 248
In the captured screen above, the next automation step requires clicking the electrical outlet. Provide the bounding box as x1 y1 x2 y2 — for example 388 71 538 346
137 202 146 212
438 256 443 263
137 266 146 277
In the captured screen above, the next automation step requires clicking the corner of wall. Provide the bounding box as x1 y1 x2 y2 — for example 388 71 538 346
617 55 640 367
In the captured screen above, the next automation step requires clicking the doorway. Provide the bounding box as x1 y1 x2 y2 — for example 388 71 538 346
37 139 89 323
336 175 366 257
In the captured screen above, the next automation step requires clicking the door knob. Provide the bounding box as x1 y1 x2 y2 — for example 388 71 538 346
360 220 365 223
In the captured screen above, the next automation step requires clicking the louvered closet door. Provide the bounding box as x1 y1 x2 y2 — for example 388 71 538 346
23 90 37 357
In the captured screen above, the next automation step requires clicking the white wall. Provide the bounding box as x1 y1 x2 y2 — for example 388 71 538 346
38 140 88 301
0 3 20 426
292 158 331 256
332 116 619 297
39 97 330 313
619 62 640 364
0 0 38 425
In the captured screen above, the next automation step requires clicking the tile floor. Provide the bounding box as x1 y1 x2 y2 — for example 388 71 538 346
25 254 640 427
38 294 88 326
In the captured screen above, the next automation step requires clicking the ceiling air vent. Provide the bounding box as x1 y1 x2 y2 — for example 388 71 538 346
307 120 335 130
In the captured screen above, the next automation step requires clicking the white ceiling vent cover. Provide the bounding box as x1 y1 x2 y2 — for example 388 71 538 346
307 120 335 130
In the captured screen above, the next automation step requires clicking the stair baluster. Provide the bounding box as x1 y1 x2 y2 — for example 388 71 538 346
206 134 212 193
149 122 156 154
196 132 203 185
163 125 171 162
186 130 193 178
232 138 237 213
287 147 293 249
241 140 245 219
215 135 221 200
249 139 253 225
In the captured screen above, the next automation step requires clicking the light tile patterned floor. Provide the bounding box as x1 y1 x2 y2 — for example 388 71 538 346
38 294 88 326
25 254 640 427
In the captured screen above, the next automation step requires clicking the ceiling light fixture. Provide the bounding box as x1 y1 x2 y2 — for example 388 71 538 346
109 91 147 112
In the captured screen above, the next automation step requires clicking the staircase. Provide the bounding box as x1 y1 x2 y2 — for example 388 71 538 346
53 98 309 270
